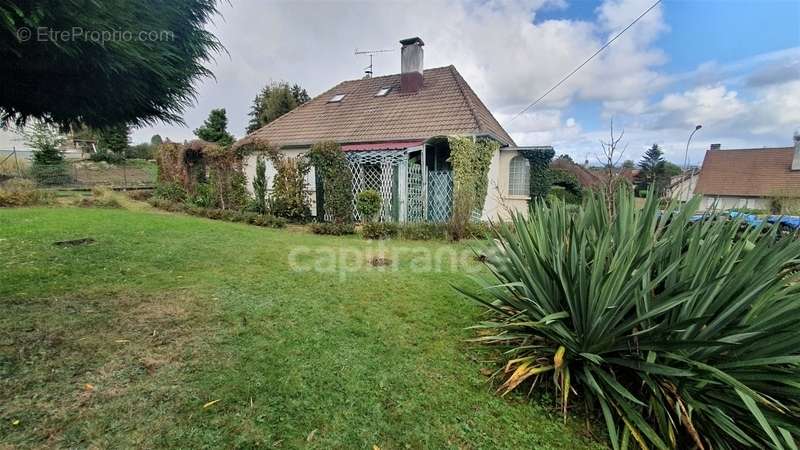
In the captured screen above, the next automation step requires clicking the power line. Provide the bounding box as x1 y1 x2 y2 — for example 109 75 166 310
509 0 662 122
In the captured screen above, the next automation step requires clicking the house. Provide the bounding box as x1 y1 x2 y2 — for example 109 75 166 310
667 171 699 202
550 158 602 189
693 135 800 210
235 37 548 222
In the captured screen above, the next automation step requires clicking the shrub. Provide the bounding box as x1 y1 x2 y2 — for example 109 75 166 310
398 222 448 240
89 148 125 164
251 214 286 228
124 143 155 160
461 190 800 450
448 187 475 241
0 179 49 207
362 221 398 240
307 141 353 223
310 222 355 235
24 122 72 185
270 155 310 222
153 182 188 202
126 189 153 201
356 189 382 223
148 198 286 228
188 182 216 208
252 155 268 214
465 221 492 239
77 186 123 209
447 136 498 240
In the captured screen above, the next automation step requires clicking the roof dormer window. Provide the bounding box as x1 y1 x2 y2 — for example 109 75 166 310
328 94 346 103
375 87 391 97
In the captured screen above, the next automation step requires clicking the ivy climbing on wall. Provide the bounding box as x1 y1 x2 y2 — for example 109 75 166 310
447 136 499 240
518 147 555 201
550 168 583 203
447 136 498 214
306 141 353 223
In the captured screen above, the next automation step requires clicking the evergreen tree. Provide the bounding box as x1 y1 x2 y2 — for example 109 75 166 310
636 144 681 195
622 159 635 169
150 135 163 146
24 122 69 184
252 156 268 213
1 0 222 128
246 82 310 133
194 108 235 147
556 154 574 163
637 144 664 189
97 124 131 155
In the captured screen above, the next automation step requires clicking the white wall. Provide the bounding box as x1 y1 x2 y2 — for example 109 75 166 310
699 196 771 211
245 146 532 222
243 148 317 216
669 174 698 202
482 148 531 221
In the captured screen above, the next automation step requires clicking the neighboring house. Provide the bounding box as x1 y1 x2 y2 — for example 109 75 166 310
235 37 548 222
693 135 800 210
550 158 602 189
668 171 699 203
0 124 90 161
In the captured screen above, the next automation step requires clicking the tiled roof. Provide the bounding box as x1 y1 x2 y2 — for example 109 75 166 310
236 65 515 149
550 158 603 187
695 147 800 197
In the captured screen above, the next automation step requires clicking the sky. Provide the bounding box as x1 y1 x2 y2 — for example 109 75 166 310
132 0 800 166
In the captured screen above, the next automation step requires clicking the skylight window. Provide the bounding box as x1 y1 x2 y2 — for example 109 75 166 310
328 94 346 103
375 86 391 97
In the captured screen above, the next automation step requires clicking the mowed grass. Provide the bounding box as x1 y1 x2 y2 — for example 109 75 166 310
0 207 602 449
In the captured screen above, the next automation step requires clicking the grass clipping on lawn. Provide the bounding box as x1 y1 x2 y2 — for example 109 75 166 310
461 189 800 450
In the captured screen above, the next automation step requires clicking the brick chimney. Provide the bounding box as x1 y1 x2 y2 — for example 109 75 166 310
399 37 424 93
710 143 721 150
792 131 800 170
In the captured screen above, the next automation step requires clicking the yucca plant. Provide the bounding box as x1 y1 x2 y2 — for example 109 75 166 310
460 188 800 450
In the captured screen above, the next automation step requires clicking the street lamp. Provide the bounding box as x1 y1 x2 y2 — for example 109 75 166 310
681 125 702 202
683 124 702 172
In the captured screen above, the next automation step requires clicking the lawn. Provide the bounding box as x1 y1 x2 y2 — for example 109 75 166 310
0 207 601 449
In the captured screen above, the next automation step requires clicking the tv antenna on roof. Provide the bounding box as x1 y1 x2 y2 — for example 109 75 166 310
354 48 394 78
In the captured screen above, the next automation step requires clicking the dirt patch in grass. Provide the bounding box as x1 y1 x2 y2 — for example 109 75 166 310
0 290 216 448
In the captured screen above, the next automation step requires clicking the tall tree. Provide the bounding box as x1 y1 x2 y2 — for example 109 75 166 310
150 135 163 147
24 121 69 184
637 144 664 186
556 154 574 163
246 82 310 133
195 108 234 147
25 122 65 165
97 124 131 155
0 0 222 128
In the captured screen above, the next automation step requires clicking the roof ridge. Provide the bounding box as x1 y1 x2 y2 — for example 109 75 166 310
338 65 454 84
708 147 793 152
448 65 516 146
448 65 483 136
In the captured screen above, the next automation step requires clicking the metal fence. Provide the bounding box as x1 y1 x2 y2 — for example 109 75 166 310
0 150 156 190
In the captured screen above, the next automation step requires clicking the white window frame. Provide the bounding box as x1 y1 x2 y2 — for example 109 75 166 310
508 155 530 196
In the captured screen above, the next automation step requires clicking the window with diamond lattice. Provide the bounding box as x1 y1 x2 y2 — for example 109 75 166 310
508 155 530 196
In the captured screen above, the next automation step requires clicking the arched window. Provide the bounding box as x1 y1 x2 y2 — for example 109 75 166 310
508 155 530 196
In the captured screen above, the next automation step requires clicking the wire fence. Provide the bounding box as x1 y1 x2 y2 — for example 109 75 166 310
0 149 156 190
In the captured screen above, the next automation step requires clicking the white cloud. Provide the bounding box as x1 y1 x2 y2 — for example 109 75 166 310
133 0 670 144
130 0 799 169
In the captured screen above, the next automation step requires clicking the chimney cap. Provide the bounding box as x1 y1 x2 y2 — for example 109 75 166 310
400 37 424 46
